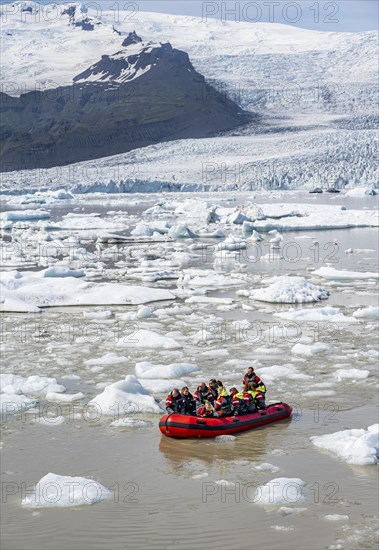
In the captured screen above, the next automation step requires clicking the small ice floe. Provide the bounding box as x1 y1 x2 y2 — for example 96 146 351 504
39 266 85 278
110 418 152 428
216 236 246 252
214 435 236 442
0 374 65 396
291 342 329 356
303 390 336 397
84 353 128 367
2 210 50 222
45 392 85 403
345 187 377 197
254 478 306 506
314 267 379 281
135 361 199 379
250 276 329 303
35 416 65 426
22 473 111 508
268 229 284 249
138 379 186 393
253 463 280 473
258 364 313 384
1 394 37 415
323 514 349 521
187 272 242 287
353 307 379 319
278 506 307 516
0 271 176 310
168 224 198 239
192 472 209 479
270 525 295 532
214 480 235 487
131 222 170 236
244 227 263 241
83 310 113 319
116 329 182 350
333 368 370 381
310 424 379 465
88 375 162 415
275 306 357 323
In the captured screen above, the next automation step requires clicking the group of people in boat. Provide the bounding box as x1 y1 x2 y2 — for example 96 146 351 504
165 367 266 418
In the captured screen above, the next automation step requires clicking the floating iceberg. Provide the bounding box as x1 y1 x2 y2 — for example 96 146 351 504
250 276 329 303
310 424 379 465
22 473 111 508
88 375 162 415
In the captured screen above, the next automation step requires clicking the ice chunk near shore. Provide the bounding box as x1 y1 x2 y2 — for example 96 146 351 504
88 375 162 415
22 473 111 508
250 276 329 303
314 267 379 281
310 424 379 465
135 361 199 379
254 478 306 506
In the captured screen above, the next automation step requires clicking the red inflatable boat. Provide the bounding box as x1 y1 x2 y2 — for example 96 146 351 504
159 402 292 439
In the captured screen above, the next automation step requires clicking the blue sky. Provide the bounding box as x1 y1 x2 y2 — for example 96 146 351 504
1 1 378 31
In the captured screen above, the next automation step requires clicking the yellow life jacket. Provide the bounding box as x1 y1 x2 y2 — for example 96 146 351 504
234 392 244 400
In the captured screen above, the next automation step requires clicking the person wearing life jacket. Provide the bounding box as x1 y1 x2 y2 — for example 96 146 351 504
229 387 247 416
194 382 214 413
197 401 215 417
214 385 232 417
208 379 219 401
181 386 196 415
247 382 266 409
243 367 266 394
242 383 257 413
165 388 183 414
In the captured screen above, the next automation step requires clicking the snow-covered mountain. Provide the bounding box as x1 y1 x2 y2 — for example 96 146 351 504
0 1 377 189
0 25 249 170
1 1 377 114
